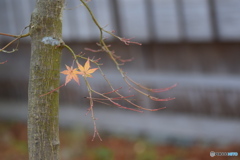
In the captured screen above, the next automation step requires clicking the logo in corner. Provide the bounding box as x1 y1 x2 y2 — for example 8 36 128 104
210 151 215 157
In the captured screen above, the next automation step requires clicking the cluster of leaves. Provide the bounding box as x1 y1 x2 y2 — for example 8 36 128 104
61 58 98 86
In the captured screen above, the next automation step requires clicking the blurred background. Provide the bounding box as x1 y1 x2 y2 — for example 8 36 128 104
0 0 240 159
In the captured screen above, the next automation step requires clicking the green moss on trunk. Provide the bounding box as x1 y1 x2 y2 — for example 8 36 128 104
28 0 65 159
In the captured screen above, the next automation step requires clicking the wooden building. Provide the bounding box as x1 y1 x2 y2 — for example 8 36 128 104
1 0 240 118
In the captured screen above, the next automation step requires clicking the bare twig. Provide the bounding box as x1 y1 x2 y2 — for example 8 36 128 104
80 0 176 108
0 32 30 53
84 77 102 141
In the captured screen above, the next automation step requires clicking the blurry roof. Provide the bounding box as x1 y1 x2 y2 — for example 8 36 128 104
1 0 240 42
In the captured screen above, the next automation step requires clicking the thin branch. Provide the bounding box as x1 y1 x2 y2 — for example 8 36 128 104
64 44 102 66
126 76 178 93
0 32 30 53
39 84 65 97
84 77 102 141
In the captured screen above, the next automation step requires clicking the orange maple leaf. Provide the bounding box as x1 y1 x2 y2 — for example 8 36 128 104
61 65 81 85
77 58 98 77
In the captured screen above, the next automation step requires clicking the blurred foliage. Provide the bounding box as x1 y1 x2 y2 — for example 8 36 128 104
87 147 114 160
0 121 240 160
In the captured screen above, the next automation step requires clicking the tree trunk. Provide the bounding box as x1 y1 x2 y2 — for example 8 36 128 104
28 0 65 159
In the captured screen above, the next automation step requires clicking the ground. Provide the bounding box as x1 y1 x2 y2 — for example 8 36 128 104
0 121 239 160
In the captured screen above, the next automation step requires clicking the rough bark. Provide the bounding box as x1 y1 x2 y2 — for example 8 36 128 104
28 0 65 159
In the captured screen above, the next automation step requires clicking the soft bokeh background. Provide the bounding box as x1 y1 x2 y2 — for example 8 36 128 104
0 0 240 159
